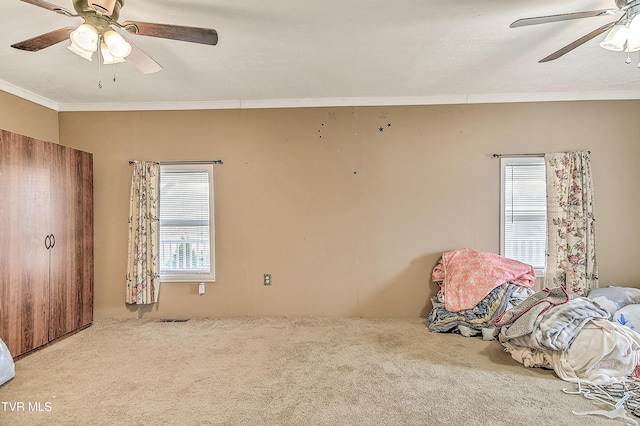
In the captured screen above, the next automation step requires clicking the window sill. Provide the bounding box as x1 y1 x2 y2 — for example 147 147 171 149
160 275 216 283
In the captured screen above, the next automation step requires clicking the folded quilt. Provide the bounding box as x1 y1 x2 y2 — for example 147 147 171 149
434 248 536 312
428 283 528 334
494 287 570 338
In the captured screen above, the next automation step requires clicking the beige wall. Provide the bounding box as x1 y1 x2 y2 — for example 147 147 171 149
0 91 58 143
53 101 640 319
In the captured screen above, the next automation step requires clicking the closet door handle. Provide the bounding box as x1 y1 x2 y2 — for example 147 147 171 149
44 234 56 249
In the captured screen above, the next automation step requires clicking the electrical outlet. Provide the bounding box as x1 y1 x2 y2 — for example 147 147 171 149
198 283 206 295
264 274 272 285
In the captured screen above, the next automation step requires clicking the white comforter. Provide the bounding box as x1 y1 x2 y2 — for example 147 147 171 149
503 319 640 385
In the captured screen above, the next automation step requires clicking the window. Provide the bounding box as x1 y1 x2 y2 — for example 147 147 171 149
500 157 546 275
159 164 215 282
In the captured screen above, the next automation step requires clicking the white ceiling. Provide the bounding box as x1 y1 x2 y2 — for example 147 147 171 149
1 0 640 112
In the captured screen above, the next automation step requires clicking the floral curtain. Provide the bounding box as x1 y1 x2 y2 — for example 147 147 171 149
544 151 598 296
126 161 161 304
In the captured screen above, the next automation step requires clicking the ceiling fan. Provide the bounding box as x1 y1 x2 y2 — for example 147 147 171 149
11 0 218 74
511 0 640 63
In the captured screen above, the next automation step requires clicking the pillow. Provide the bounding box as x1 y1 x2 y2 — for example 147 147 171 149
587 286 640 316
613 304 640 331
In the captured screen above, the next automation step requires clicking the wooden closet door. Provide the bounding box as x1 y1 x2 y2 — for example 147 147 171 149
48 144 94 341
0 130 51 358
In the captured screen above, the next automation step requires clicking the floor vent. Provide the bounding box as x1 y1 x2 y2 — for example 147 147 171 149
157 319 189 323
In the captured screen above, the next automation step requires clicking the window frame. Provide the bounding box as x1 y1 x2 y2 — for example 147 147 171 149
159 163 216 283
499 156 546 277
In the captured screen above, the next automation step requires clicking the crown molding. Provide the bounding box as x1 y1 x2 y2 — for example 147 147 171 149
0 80 60 111
2 78 640 112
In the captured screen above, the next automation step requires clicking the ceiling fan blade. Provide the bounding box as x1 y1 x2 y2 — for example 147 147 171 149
539 21 617 63
18 0 74 17
122 36 163 74
11 26 74 52
122 21 218 45
510 9 618 28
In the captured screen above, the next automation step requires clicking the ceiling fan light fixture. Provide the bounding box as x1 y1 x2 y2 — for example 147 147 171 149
100 41 125 64
103 30 131 59
70 23 99 52
13 0 217 75
67 41 94 61
600 22 630 51
627 13 640 52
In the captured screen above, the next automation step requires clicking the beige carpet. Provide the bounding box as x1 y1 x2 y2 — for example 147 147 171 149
0 317 617 425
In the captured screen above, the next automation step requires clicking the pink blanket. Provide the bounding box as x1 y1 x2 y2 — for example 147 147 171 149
432 248 536 312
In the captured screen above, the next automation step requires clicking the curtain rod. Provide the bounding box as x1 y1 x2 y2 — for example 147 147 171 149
492 151 590 159
129 160 223 165
492 153 543 158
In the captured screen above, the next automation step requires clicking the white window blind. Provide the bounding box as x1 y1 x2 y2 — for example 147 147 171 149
500 157 546 273
159 164 215 282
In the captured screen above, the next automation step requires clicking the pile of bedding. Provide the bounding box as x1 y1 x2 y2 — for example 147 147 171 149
495 286 640 385
427 251 640 419
426 249 640 385
427 248 536 337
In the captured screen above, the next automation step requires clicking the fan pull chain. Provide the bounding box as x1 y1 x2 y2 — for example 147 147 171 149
626 52 632 64
113 64 117 83
98 52 103 89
